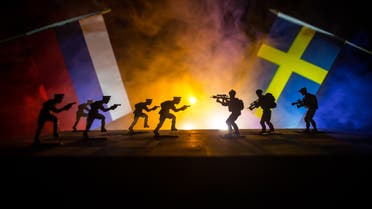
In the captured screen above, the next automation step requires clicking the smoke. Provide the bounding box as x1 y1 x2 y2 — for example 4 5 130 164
317 33 372 132
103 0 267 129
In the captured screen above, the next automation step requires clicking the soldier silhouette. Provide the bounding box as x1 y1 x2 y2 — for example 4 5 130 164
216 89 244 138
298 87 318 133
254 89 276 135
128 99 159 134
34 93 75 145
72 99 93 131
153 96 190 136
83 96 120 138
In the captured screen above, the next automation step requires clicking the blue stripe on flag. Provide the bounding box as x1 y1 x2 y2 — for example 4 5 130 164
55 21 112 129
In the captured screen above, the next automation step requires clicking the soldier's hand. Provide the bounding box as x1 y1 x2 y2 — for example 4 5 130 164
111 104 119 110
64 103 74 110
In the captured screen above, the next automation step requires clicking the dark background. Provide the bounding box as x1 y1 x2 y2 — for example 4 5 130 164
1 0 371 49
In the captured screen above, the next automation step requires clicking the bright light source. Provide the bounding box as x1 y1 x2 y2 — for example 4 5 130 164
211 115 228 130
189 96 197 104
181 123 194 130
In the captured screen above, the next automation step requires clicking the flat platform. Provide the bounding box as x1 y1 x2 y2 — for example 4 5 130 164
1 129 371 208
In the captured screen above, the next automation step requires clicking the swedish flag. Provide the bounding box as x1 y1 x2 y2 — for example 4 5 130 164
255 10 343 128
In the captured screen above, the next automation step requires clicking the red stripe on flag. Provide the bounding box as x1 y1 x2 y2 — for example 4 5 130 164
27 29 79 131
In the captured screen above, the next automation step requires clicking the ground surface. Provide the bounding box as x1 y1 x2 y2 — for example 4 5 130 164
1 129 371 208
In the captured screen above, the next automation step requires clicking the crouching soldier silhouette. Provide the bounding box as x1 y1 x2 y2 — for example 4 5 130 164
83 96 120 138
216 89 244 138
34 94 75 145
72 99 93 131
128 99 159 134
295 87 318 133
153 97 190 136
250 89 276 135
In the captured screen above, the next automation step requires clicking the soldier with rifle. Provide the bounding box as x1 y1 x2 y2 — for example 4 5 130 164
249 89 276 135
212 89 244 138
292 87 318 133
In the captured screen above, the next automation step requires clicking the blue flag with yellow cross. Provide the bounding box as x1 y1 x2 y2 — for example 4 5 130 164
254 10 344 128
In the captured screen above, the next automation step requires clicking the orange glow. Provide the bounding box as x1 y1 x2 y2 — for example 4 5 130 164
189 96 197 104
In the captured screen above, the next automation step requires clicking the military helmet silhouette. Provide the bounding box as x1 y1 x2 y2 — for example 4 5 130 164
54 94 64 99
256 89 263 95
229 89 236 97
299 87 307 94
146 98 152 104
102 96 111 103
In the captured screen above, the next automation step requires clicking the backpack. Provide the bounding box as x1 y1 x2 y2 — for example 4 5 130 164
264 93 277 108
228 98 244 112
238 99 244 110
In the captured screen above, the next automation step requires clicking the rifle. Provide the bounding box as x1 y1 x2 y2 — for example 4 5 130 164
64 102 76 110
248 99 259 111
291 99 304 108
211 94 229 102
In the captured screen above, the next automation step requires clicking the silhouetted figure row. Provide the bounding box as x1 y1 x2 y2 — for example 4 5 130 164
127 97 190 136
33 87 318 144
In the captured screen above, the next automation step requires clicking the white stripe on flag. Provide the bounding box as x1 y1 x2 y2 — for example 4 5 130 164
79 14 131 120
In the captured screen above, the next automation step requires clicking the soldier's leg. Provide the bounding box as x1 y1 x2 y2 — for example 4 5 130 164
226 114 233 135
51 115 59 137
231 114 240 136
266 110 274 132
308 109 317 131
72 114 81 131
154 115 166 135
304 110 311 131
260 118 266 133
34 118 45 143
95 114 106 132
142 113 149 128
169 114 177 131
128 115 139 131
84 115 94 138
260 110 267 133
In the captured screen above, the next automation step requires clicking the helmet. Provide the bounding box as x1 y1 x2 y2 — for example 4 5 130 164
229 89 236 97
145 98 152 104
54 94 64 99
299 87 307 94
102 96 111 103
54 94 64 102
173 96 181 102
256 89 263 95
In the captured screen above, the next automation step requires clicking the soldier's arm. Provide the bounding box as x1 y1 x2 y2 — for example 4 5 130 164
100 105 112 112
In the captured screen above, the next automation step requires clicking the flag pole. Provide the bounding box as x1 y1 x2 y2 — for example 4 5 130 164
0 8 111 44
269 9 372 56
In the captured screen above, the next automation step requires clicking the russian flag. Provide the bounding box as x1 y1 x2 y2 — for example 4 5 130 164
0 10 131 137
